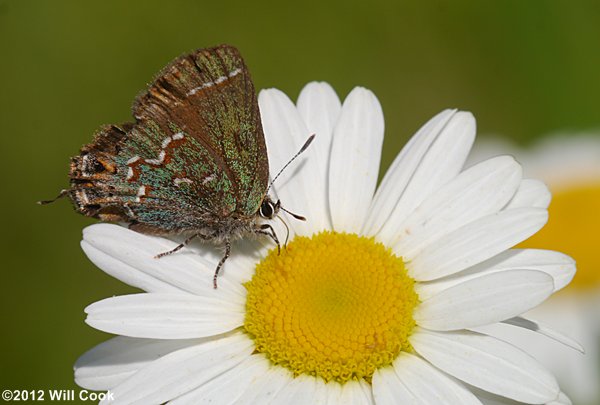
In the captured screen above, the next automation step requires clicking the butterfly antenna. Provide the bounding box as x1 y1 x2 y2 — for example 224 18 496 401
37 189 70 205
266 134 315 194
280 206 306 221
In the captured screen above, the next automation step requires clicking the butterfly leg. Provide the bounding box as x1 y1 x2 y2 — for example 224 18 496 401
258 224 281 254
213 240 231 289
154 234 200 259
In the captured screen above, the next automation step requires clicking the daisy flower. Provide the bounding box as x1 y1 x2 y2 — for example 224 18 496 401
469 135 600 404
75 83 576 404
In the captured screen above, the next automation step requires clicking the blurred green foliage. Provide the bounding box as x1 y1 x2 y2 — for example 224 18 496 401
1 0 599 395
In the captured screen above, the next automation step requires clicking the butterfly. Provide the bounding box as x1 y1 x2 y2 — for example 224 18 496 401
42 45 312 287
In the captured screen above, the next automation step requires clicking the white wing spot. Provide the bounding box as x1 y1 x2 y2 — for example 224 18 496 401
202 174 216 185
135 185 146 202
128 133 183 177
145 150 166 166
161 136 172 149
124 203 135 217
228 68 242 78
127 155 140 165
187 83 211 96
174 177 194 187
186 68 243 96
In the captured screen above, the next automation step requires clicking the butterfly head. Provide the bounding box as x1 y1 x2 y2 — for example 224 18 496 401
256 195 305 250
259 196 280 220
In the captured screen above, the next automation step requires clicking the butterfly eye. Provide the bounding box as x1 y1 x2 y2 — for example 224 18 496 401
260 201 275 218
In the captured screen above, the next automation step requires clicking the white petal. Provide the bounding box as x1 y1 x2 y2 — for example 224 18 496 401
297 82 342 140
501 317 584 353
338 379 374 405
475 388 570 405
320 380 373 405
259 88 325 235
362 109 457 237
475 297 600 404
408 208 548 281
372 367 416 404
324 381 344 405
505 179 551 209
473 387 522 404
169 354 270 405
523 134 600 186
414 270 554 331
295 82 342 233
85 293 244 339
102 332 253 405
410 329 560 403
328 87 384 233
376 111 476 244
224 239 270 284
416 249 576 300
75 337 203 391
311 378 331 405
391 352 482 404
471 249 575 292
269 374 328 405
393 156 522 258
82 240 181 294
234 364 293 405
473 386 543 405
548 392 572 405
82 224 246 298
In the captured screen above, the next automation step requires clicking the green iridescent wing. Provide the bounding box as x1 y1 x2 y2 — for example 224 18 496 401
69 45 268 233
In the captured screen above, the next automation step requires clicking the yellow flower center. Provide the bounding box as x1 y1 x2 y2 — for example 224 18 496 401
244 231 418 383
520 181 600 291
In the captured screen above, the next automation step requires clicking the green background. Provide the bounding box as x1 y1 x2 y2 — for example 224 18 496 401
1 0 599 399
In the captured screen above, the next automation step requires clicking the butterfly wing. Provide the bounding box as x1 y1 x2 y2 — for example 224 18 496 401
69 45 269 234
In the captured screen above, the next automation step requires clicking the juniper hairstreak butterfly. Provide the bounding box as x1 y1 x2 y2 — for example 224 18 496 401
41 45 313 288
